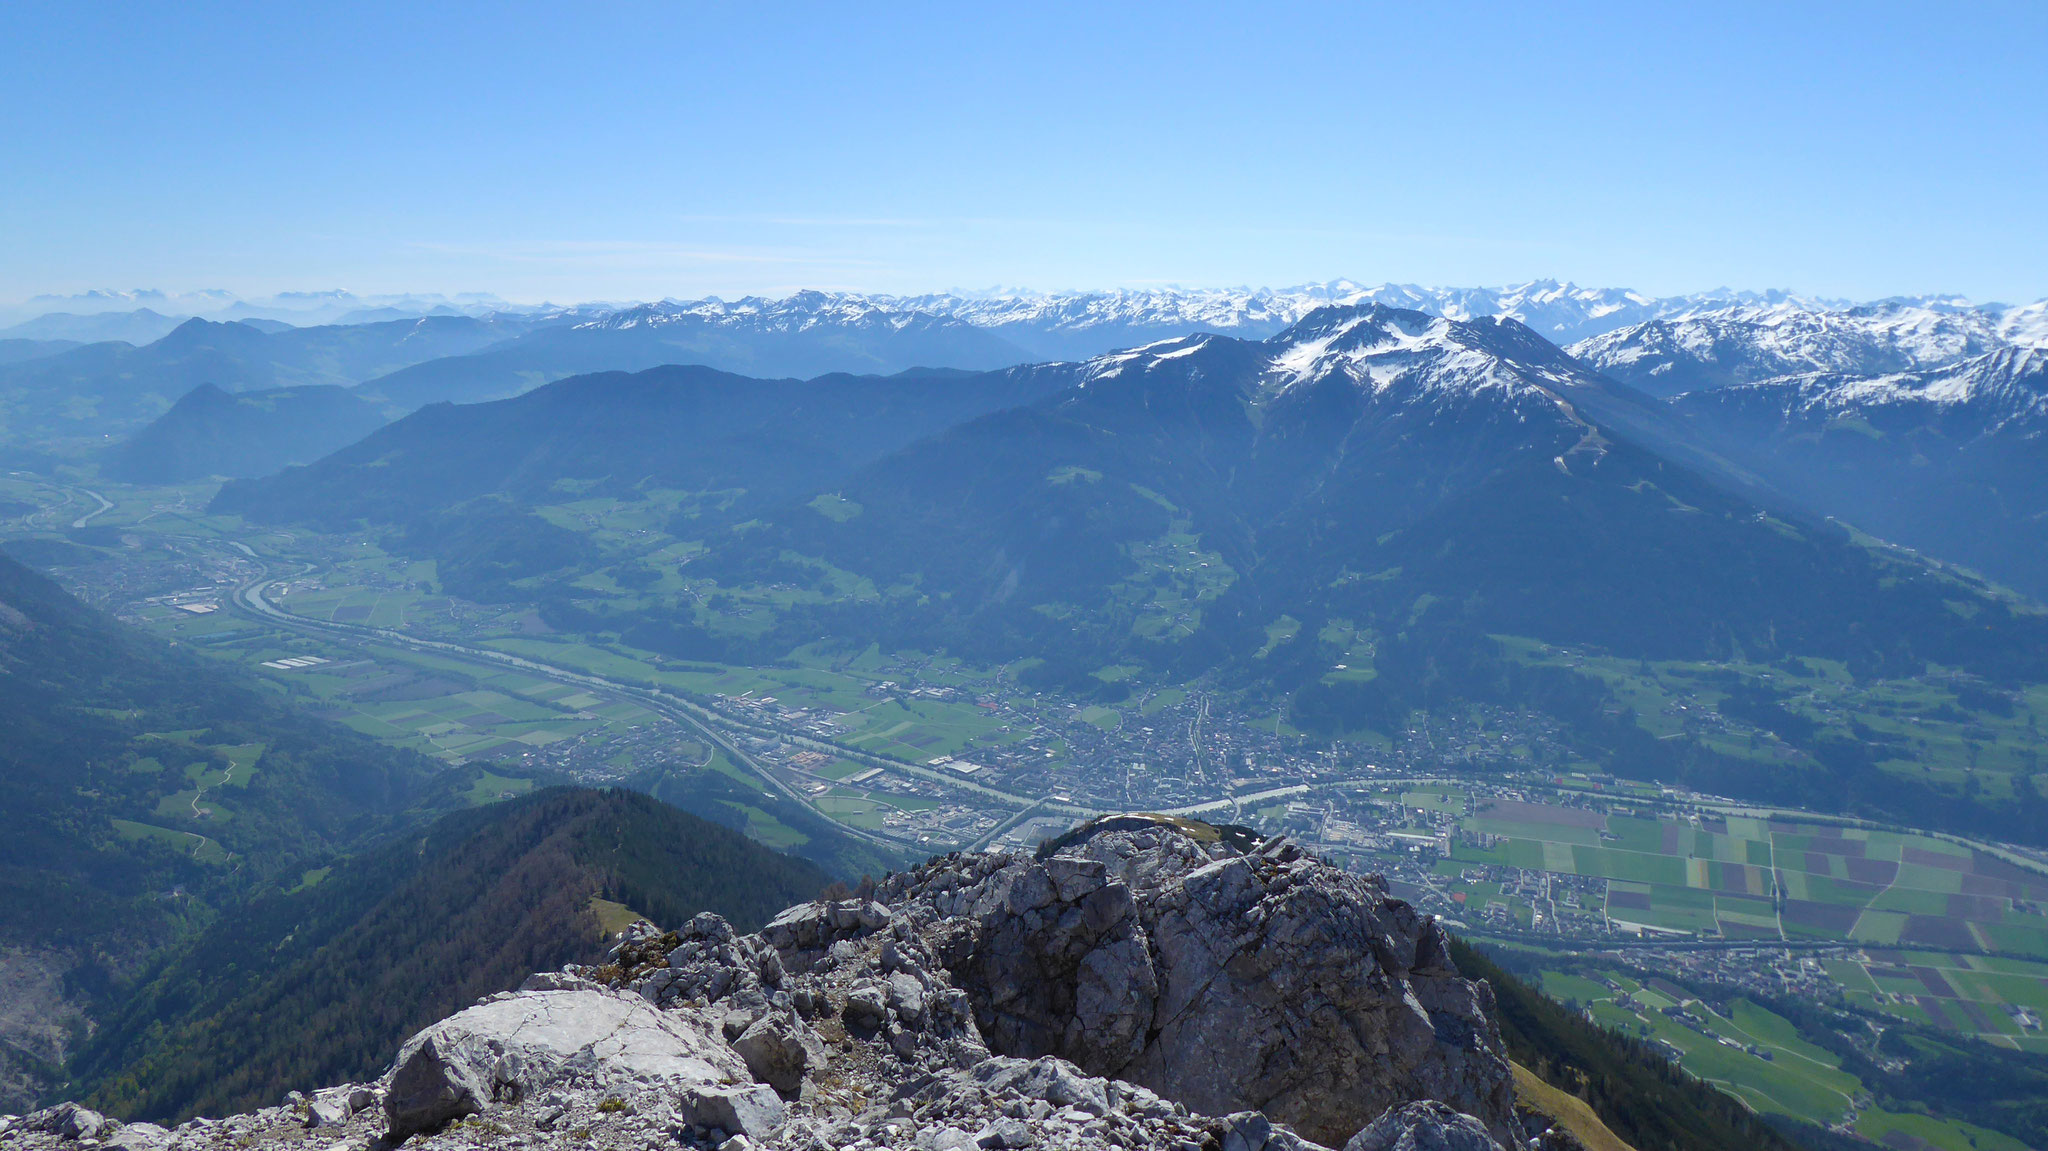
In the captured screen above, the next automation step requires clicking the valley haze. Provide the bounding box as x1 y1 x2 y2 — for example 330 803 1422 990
5 269 2048 1151
7 3 2047 1149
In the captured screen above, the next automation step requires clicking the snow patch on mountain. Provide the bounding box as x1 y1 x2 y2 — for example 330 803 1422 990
1075 334 1217 383
1999 300 2048 347
1689 347 2048 433
572 290 956 336
1567 295 2044 397
1257 306 1589 408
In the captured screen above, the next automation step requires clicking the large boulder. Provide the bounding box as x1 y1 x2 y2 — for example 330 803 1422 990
382 989 747 1138
1342 1101 1506 1151
676 1084 786 1138
16 1105 104 1142
730 1014 823 1098
103 1124 172 1151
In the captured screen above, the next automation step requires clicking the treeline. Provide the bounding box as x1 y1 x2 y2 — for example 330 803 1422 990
75 788 830 1122
1533 954 2048 1151
1449 938 1800 1151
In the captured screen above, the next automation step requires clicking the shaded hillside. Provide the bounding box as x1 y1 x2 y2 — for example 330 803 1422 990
0 551 464 1112
711 307 2048 688
0 339 78 366
1450 939 1798 1151
107 383 391 483
210 362 1073 549
72 787 832 1122
0 315 524 446
357 293 1032 408
0 550 446 953
1672 348 2048 599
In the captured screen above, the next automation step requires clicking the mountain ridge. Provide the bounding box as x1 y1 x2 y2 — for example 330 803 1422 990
0 315 529 447
70 787 831 1123
1670 345 2048 597
10 284 2044 452
107 383 390 483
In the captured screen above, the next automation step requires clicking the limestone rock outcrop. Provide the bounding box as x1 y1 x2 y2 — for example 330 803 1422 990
1343 1101 1507 1151
875 818 1517 1147
0 819 1525 1151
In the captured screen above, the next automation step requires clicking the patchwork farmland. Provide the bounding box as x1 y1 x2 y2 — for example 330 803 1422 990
1444 797 2048 957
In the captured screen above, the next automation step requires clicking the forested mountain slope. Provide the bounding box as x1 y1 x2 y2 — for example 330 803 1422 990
1671 347 2048 598
708 306 2048 689
0 550 460 1111
71 787 830 1123
107 383 391 483
0 551 443 951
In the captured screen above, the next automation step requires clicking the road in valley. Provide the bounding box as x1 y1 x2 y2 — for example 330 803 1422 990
223 548 1079 853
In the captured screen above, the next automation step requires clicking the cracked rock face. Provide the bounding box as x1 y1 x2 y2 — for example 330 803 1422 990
384 989 750 1137
880 820 1517 1148
0 821 1516 1151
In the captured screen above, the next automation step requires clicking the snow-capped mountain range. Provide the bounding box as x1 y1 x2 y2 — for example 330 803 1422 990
1679 346 2048 437
565 290 981 337
11 281 2048 454
579 281 1776 359
1567 298 2044 397
563 282 2048 370
18 280 2043 364
1079 305 1600 418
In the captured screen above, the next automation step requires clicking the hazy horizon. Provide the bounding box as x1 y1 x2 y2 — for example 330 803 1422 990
7 277 2042 325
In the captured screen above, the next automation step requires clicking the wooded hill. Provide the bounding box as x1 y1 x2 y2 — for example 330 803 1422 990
73 787 831 1122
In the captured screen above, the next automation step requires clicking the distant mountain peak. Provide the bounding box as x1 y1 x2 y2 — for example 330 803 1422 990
572 292 966 338
1253 303 1592 410
1569 294 2039 398
1062 303 1600 424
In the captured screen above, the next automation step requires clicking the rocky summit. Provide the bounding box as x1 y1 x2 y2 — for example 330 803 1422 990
0 817 1582 1151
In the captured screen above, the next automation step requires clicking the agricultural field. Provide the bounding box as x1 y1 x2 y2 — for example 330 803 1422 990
0 471 218 537
125 586 682 774
268 566 445 630
1823 949 2048 1049
279 645 668 768
479 633 1040 766
812 787 944 833
1444 794 2048 960
1536 966 2031 1151
110 817 229 864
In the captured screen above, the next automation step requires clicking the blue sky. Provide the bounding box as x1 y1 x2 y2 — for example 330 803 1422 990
2 1 2043 305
